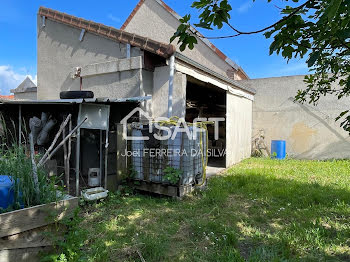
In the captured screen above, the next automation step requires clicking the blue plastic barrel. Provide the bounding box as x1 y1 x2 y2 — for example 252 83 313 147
271 140 286 159
0 175 14 209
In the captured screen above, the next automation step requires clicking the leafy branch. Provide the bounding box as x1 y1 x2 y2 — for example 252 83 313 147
171 0 350 134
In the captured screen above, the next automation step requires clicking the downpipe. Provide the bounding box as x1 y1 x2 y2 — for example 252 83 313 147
167 55 175 119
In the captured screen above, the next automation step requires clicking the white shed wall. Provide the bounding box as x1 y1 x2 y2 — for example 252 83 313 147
226 93 253 167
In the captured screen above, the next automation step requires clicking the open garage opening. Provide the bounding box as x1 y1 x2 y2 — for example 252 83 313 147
185 76 226 168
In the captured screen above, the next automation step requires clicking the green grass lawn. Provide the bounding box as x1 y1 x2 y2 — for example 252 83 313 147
56 158 350 261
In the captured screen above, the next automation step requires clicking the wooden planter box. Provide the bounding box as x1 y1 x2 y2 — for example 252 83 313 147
0 197 79 262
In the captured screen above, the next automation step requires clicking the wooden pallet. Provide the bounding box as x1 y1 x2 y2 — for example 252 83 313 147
131 180 196 198
0 197 79 262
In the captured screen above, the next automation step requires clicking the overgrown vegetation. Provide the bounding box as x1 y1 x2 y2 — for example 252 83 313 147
41 208 87 262
0 145 61 213
49 158 350 261
0 112 63 213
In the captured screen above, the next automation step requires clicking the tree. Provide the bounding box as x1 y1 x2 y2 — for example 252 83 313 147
171 0 350 133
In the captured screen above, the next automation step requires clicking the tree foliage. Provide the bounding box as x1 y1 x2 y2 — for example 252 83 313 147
171 0 350 133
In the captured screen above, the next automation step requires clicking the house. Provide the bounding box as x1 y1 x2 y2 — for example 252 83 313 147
10 76 37 100
37 5 255 168
121 0 248 81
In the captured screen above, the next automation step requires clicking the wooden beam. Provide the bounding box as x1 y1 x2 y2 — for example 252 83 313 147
0 247 51 262
38 114 72 167
29 133 39 202
38 117 87 168
0 197 78 238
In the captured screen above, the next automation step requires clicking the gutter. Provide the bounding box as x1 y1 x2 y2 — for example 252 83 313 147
39 6 176 59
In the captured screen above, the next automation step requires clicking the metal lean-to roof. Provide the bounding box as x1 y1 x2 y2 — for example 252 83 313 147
0 96 152 105
175 53 256 95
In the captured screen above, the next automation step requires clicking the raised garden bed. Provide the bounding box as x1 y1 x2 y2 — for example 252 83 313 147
0 196 78 262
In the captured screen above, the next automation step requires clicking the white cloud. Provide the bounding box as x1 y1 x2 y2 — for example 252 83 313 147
107 14 121 23
0 65 37 95
237 1 253 13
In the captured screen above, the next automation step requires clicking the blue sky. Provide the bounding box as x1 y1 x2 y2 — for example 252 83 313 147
0 0 309 95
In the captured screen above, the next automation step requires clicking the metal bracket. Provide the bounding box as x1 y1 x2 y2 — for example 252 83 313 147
79 29 86 42
72 67 82 79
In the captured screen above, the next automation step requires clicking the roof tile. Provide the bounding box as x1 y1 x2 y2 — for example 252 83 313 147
120 0 249 79
38 6 176 58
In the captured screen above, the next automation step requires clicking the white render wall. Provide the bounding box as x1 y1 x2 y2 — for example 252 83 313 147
152 66 186 118
242 75 350 159
14 92 37 100
37 16 144 100
226 93 253 166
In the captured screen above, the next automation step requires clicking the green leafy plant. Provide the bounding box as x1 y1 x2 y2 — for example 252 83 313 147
0 145 61 213
163 166 182 184
128 167 138 179
41 208 87 262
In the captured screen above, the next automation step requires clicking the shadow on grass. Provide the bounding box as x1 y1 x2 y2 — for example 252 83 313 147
78 170 350 261
199 172 350 261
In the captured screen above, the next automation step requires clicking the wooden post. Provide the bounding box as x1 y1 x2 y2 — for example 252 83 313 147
104 130 109 189
76 105 82 196
67 118 72 193
29 133 40 202
99 130 103 186
62 120 68 191
116 124 128 183
75 128 80 196
18 105 21 146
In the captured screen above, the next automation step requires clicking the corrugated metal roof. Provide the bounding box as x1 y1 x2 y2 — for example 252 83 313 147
175 53 256 95
0 96 152 105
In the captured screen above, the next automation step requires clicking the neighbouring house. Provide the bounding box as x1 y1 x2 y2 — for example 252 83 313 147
241 75 350 160
10 76 37 100
121 0 248 81
36 6 255 168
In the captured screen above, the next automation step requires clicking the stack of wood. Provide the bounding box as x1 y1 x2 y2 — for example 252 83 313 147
29 114 87 199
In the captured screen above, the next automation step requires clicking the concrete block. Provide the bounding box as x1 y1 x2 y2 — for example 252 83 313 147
80 56 143 77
